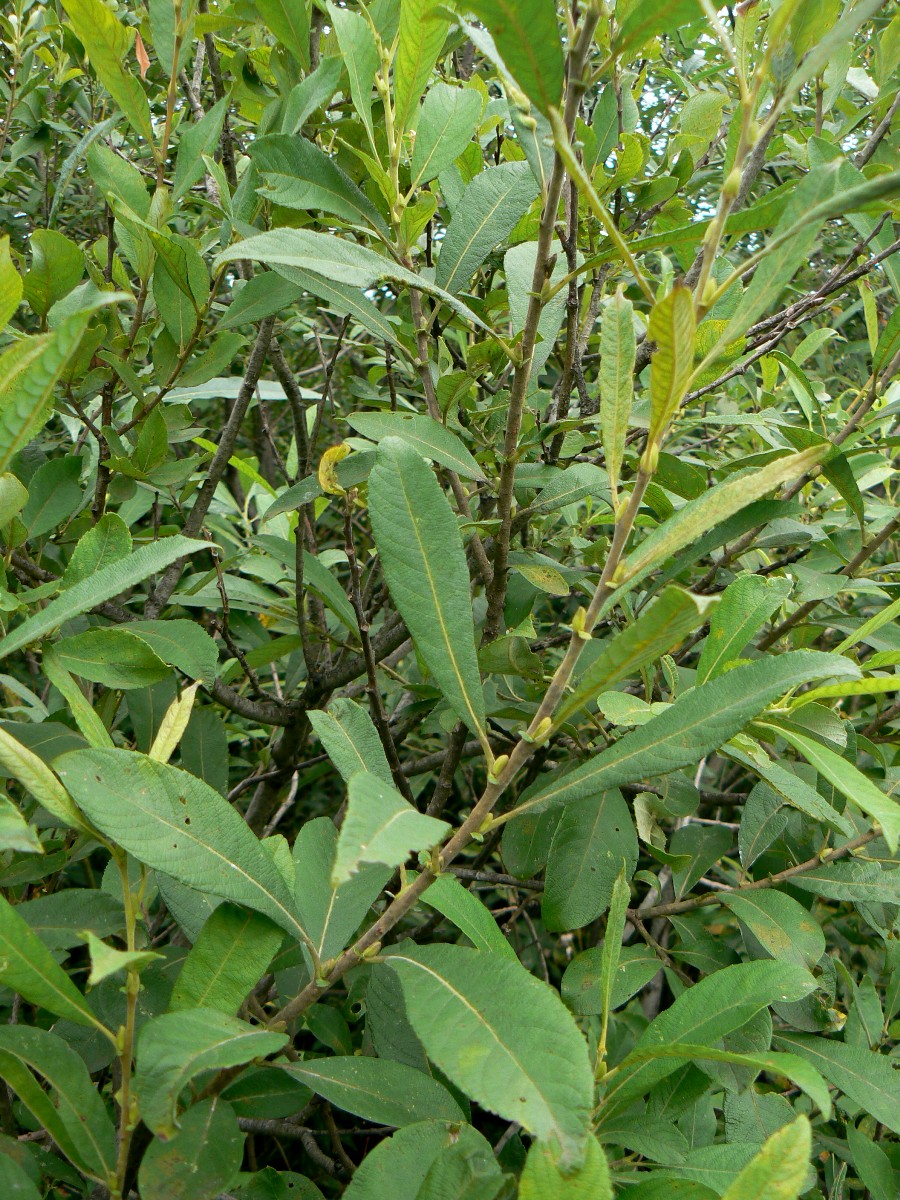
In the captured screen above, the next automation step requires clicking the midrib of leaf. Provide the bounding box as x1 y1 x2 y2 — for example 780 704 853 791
485 0 555 111
774 1035 898 1116
395 462 483 737
413 104 462 185
260 167 379 230
441 176 527 294
390 954 556 1133
185 911 257 1008
0 921 109 1038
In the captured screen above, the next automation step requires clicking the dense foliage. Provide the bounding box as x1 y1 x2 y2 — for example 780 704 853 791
1 0 899 1196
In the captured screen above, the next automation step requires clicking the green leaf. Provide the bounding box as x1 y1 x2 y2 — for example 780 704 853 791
326 2 379 150
256 0 310 68
0 724 94 833
386 943 594 1168
126 619 219 686
435 163 539 295
618 446 829 596
520 1136 612 1200
332 772 449 884
260 475 323 524
172 96 228 201
612 0 702 59
719 1116 811 1200
0 471 28 526
0 535 206 660
556 586 716 725
599 287 635 496
59 0 154 142
464 0 564 115
531 463 610 513
0 300 119 479
62 512 132 587
760 722 900 851
56 749 311 943
293 817 391 961
22 230 83 319
343 1121 498 1200
251 135 388 234
216 229 493 334
43 645 116 749
0 1026 117 1180
648 285 696 444
0 795 42 854
283 1056 465 1127
598 868 631 1046
53 627 171 689
787 859 899 905
138 1097 245 1200
0 236 22 329
542 789 637 932
134 1009 288 1137
169 904 285 1015
602 960 817 1111
846 1123 895 1200
721 889 825 969
368 437 486 737
421 872 517 959
0 892 109 1032
83 930 163 986
0 1155 41 1200
411 83 481 185
394 0 450 134
697 574 793 682
308 699 393 786
347 411 486 481
517 651 857 818
773 1034 900 1135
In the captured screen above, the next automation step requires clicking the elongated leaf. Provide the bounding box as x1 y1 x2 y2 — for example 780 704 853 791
0 535 206 660
603 960 817 1111
598 869 630 1047
648 285 696 443
172 96 228 201
422 872 516 959
325 3 379 148
435 163 539 294
134 1009 287 1136
138 1097 245 1200
256 0 310 68
720 1116 811 1200
284 1057 464 1127
394 0 450 133
520 1136 612 1200
368 437 486 736
557 587 716 725
617 447 828 596
761 722 900 851
465 0 564 115
532 463 609 513
0 1155 41 1200
59 0 153 141
332 772 449 884
56 749 311 942
599 287 635 496
726 743 854 836
0 893 108 1032
773 1033 900 1135
0 725 94 832
343 1121 497 1200
612 0 702 58
0 236 22 329
216 229 492 333
517 651 857 818
0 795 42 854
722 889 825 969
273 262 404 349
169 904 285 1015
542 789 637 932
697 573 793 682
53 627 171 689
412 83 481 184
386 943 594 1167
251 135 388 234
308 699 392 786
347 411 485 481
293 817 391 960
0 1026 117 1180
0 301 118 478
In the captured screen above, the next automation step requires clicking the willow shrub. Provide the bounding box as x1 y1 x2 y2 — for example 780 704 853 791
0 0 899 1196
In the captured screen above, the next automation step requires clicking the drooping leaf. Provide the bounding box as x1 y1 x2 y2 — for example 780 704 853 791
421 872 517 959
464 0 565 115
134 1009 288 1137
612 0 702 59
347 411 486 481
0 724 94 833
55 750 311 942
368 437 486 737
53 627 171 689
308 699 393 786
283 1056 465 1127
411 83 482 184
719 1116 811 1200
386 943 594 1167
647 284 696 444
599 286 635 497
517 651 857 818
332 772 449 884
722 889 825 969
394 0 450 134
773 1034 900 1135
256 0 310 68
697 573 793 682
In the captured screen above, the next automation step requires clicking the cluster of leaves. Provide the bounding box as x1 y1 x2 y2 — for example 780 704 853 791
1 0 900 1196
